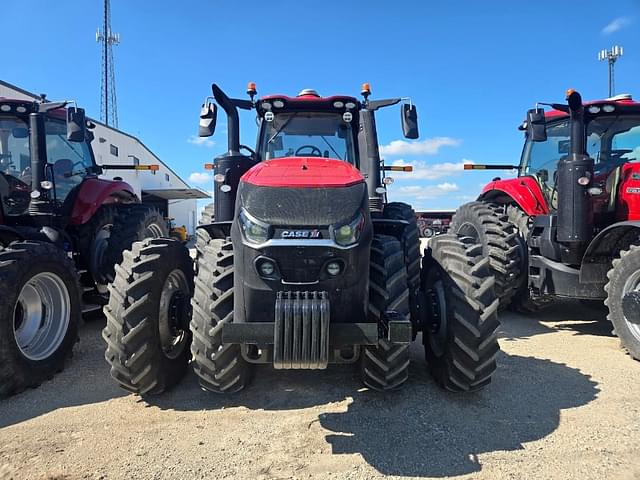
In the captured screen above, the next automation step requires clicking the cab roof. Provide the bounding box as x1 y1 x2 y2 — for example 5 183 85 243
544 94 639 120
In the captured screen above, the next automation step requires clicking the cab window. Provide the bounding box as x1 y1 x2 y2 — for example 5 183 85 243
45 116 94 203
260 112 357 165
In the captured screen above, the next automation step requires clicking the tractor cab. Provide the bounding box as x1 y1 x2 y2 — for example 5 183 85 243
0 98 97 222
518 94 640 221
255 90 360 165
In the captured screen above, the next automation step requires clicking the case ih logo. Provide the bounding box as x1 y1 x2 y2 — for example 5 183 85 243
627 187 640 194
281 230 322 239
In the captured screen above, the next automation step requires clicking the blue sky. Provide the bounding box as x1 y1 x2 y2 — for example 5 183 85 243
3 0 639 211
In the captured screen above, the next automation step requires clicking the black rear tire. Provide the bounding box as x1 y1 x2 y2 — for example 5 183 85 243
422 234 500 392
76 204 118 290
360 234 411 391
450 202 521 308
505 205 550 313
605 244 640 360
102 238 194 395
199 203 214 226
0 242 81 398
105 204 168 282
190 236 252 393
383 202 421 324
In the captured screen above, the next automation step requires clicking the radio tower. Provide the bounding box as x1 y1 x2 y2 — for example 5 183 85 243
96 0 120 128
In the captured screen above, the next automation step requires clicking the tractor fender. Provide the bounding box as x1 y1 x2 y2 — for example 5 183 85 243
579 221 640 283
478 177 549 216
371 218 408 240
69 178 137 226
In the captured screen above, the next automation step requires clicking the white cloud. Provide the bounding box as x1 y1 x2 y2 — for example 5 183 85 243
602 17 632 35
395 182 460 200
188 172 213 184
187 135 216 147
391 158 474 180
379 137 461 156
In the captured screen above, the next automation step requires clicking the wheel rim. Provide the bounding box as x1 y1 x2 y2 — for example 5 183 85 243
146 223 164 239
622 270 640 341
158 269 190 359
13 272 71 361
426 276 448 357
456 221 480 243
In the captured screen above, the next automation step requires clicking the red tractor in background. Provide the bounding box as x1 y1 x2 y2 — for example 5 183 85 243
0 97 167 398
450 90 640 359
103 82 500 396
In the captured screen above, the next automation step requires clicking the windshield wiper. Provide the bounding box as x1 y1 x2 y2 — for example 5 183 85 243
320 136 342 160
268 113 298 144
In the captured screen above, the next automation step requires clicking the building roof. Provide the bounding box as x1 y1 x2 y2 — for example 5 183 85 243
0 79 195 196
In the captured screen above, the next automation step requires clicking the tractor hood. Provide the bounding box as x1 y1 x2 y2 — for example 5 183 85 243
241 157 364 188
237 158 368 227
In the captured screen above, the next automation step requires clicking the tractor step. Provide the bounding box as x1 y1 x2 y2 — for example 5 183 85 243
82 303 103 314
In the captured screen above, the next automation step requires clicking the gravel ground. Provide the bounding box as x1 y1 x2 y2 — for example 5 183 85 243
1 301 639 480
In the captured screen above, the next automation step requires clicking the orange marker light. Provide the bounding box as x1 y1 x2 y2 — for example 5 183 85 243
204 163 214 170
247 82 257 94
149 164 160 171
464 164 474 170
361 82 371 95
566 88 576 98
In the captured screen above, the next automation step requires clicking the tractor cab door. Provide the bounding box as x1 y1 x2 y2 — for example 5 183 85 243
0 116 31 216
520 118 571 211
587 115 640 222
44 116 95 212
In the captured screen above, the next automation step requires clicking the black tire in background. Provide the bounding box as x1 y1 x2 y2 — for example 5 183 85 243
360 234 411 391
383 202 421 325
75 205 118 292
605 244 640 361
0 242 81 398
190 236 252 394
105 204 168 282
199 203 214 226
505 205 550 313
103 238 194 395
422 234 500 392
450 202 521 308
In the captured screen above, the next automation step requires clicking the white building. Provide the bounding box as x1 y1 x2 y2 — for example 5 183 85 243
0 79 208 235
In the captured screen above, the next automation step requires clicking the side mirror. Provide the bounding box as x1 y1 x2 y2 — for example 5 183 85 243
199 103 217 137
67 107 86 142
527 108 547 142
401 103 419 139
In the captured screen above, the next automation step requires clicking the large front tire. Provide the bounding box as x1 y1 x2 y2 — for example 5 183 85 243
0 242 81 398
103 238 194 395
605 245 640 360
422 234 500 392
450 202 521 308
190 237 252 394
360 234 411 391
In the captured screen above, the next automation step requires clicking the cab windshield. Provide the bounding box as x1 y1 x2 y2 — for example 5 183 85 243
259 112 357 165
520 114 640 205
0 116 31 215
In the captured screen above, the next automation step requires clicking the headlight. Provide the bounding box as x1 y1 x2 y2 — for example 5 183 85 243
239 210 271 244
333 211 365 246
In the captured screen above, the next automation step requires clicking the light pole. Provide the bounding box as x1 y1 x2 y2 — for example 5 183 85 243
598 46 624 98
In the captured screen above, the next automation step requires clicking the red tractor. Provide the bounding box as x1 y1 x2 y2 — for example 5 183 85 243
103 82 500 396
450 90 640 359
0 97 167 397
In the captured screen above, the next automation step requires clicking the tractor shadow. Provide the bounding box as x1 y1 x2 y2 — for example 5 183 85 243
501 299 614 341
149 340 599 478
0 320 127 429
